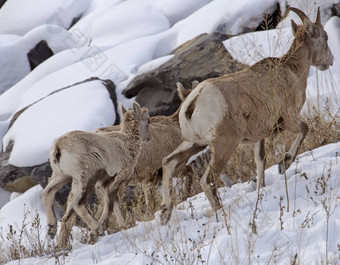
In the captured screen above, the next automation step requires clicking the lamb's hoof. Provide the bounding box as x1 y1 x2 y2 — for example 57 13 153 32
160 203 173 225
57 235 69 249
47 224 57 239
88 232 99 245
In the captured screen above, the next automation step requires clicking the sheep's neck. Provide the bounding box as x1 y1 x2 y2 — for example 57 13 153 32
281 32 311 85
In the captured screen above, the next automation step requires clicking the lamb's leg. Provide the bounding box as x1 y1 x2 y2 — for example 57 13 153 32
62 178 101 244
42 173 71 239
278 120 308 174
160 140 206 225
142 177 156 216
57 212 77 248
97 184 110 230
112 192 125 228
201 138 240 213
254 139 266 190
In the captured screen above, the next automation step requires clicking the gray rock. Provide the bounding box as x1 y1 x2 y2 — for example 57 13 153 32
123 32 247 116
27 40 54 70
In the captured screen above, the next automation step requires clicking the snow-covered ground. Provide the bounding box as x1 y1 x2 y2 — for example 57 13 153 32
0 0 340 264
1 143 339 264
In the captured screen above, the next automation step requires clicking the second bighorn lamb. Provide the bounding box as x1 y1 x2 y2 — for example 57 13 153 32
42 102 151 244
160 7 334 225
95 81 199 214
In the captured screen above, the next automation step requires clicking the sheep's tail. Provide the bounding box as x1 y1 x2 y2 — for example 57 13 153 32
51 145 62 164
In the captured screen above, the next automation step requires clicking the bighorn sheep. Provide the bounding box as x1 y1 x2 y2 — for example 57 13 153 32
160 7 334 225
95 81 199 215
42 102 151 244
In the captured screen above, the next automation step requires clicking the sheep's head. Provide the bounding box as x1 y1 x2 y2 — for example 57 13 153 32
290 7 334 71
132 102 151 142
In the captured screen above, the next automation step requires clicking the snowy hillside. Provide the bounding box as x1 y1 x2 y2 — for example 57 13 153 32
1 143 340 264
0 0 339 264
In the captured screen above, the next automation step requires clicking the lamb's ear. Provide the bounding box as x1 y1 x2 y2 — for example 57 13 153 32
191 80 199 89
132 102 142 117
118 103 127 117
291 19 298 35
176 82 185 101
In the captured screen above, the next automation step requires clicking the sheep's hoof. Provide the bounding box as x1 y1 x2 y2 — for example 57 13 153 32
278 154 292 174
47 224 57 239
278 160 289 174
160 203 173 225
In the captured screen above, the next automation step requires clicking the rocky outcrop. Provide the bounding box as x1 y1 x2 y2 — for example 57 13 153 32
124 32 247 116
0 0 6 9
0 141 37 192
27 40 54 70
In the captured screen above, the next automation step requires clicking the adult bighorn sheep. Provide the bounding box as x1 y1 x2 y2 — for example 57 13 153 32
42 102 151 244
160 7 334 225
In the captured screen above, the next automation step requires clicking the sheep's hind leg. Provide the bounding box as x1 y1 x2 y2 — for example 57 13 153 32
42 173 71 239
160 140 205 225
201 138 240 215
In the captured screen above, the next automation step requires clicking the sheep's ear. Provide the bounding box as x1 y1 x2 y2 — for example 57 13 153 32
176 82 185 101
191 80 199 89
132 102 141 117
291 19 298 35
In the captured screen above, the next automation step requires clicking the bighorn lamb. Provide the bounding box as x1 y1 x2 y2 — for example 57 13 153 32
95 81 199 214
42 102 151 244
160 7 334 225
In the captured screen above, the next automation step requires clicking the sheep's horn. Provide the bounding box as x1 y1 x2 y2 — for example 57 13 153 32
288 7 310 23
315 7 321 25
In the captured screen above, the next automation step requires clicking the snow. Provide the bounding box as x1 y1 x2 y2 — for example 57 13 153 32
0 24 83 94
2 80 115 167
156 0 212 25
90 1 170 48
0 47 92 120
0 0 91 35
136 55 174 76
171 0 278 47
1 143 340 264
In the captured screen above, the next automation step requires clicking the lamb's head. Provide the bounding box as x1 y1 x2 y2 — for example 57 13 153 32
290 7 334 71
131 102 151 142
176 80 199 101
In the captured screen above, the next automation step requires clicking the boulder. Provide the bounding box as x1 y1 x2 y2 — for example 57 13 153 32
0 0 6 9
0 141 37 193
332 2 340 17
123 32 247 116
27 40 54 70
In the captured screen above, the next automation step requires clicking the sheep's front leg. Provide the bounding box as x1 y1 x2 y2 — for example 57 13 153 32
160 141 205 225
42 173 71 239
254 139 266 190
278 120 308 174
